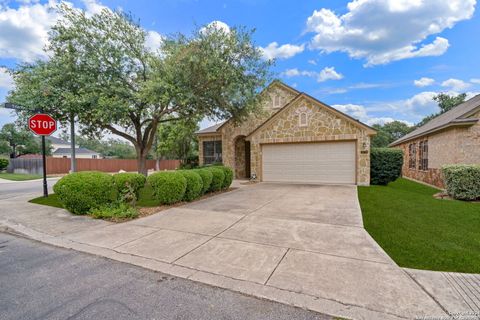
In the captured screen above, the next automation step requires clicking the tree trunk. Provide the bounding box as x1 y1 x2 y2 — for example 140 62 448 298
136 149 148 176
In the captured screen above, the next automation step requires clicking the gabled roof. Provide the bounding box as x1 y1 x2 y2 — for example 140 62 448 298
211 80 301 133
246 92 377 138
195 122 225 135
53 147 98 155
390 95 480 146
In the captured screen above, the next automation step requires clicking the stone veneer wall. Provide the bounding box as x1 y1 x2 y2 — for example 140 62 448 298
395 112 480 188
197 134 222 166
247 96 372 185
220 84 298 175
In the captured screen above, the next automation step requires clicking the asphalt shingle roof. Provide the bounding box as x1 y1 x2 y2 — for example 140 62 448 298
390 94 480 146
53 147 97 155
196 122 224 134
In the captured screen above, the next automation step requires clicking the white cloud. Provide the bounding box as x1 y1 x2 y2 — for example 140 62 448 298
332 103 413 126
0 0 161 62
333 104 367 119
0 67 13 90
145 30 164 52
200 20 231 34
470 78 480 84
414 77 435 87
308 59 317 65
317 67 343 82
259 42 304 60
306 0 475 66
281 66 343 83
441 78 471 91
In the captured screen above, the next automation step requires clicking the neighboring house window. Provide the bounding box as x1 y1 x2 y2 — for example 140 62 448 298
418 140 428 171
62 156 67 158
273 94 281 108
92 155 97 159
203 140 222 165
408 143 416 169
299 112 308 127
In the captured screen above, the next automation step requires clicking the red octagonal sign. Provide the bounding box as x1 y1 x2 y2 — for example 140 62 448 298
28 114 57 136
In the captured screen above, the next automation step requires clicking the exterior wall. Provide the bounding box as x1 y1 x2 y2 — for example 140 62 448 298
396 112 480 188
197 134 222 166
220 83 298 175
234 136 247 178
247 95 372 185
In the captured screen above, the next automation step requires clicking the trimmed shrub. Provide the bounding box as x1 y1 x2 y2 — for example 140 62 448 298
442 165 480 201
0 158 8 171
147 171 187 204
193 168 213 195
53 171 115 215
370 148 403 185
113 173 146 200
207 167 225 192
217 166 234 189
178 170 203 201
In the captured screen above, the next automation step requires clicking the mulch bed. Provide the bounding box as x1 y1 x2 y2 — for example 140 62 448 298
135 187 238 219
433 191 480 202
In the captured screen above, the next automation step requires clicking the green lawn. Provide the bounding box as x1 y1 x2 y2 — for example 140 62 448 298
0 173 43 181
29 193 64 208
359 178 480 273
30 183 160 209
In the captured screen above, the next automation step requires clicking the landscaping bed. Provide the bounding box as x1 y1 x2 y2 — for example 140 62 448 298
29 166 235 223
358 178 480 273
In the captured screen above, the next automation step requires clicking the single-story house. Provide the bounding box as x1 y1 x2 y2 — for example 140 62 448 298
46 136 100 159
196 81 376 185
52 147 99 159
390 94 480 188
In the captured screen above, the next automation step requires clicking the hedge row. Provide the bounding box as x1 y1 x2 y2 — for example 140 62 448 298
53 171 146 215
0 158 8 171
147 166 233 205
370 148 403 185
442 165 480 201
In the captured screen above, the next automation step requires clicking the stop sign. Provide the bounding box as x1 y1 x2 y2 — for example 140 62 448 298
28 114 57 136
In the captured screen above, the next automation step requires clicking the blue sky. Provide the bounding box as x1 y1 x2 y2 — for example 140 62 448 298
1 0 479 132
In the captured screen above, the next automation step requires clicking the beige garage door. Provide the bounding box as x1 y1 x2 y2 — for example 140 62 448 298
262 141 356 184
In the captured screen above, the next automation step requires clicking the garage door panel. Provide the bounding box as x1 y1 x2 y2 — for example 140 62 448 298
262 142 356 185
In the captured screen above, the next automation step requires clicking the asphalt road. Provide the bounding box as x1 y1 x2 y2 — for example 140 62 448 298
0 178 56 200
0 232 331 320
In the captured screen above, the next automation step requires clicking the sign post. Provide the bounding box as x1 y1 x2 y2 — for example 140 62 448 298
28 114 57 197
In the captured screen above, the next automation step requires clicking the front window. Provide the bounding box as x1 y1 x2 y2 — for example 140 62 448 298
203 140 222 165
418 140 428 171
408 143 416 169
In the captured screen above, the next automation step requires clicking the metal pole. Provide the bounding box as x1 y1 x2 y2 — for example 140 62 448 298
41 136 48 197
70 114 76 172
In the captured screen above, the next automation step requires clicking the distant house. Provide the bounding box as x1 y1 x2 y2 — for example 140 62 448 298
390 95 480 188
46 136 100 159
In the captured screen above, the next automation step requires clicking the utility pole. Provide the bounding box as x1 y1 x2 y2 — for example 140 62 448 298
70 113 77 172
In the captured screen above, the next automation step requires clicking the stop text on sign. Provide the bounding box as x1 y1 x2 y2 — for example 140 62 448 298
28 114 57 136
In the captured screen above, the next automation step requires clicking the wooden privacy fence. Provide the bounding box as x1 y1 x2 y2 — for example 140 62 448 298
7 157 181 175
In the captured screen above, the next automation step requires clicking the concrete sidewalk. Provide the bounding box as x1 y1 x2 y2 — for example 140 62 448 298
0 182 471 320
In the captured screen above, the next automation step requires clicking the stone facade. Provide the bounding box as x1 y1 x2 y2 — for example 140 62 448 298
247 95 372 185
197 81 375 185
395 110 480 188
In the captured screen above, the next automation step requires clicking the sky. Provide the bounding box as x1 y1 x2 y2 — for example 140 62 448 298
0 0 479 133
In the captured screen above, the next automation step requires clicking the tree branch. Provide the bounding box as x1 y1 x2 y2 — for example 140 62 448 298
104 125 137 146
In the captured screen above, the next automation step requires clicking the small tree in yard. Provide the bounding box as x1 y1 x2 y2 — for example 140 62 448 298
7 5 271 175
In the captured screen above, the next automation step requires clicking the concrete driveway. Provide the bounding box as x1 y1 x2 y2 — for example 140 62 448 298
3 182 445 319
62 183 443 319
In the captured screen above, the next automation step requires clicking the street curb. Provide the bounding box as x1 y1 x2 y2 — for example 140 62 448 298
0 219 408 320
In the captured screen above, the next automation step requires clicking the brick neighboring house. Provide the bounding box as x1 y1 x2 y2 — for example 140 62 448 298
390 95 480 188
196 81 376 185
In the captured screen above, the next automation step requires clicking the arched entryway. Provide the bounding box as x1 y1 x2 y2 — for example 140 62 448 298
234 136 251 179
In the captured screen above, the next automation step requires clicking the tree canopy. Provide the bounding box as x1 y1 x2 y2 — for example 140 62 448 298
0 123 52 157
8 5 272 174
416 93 466 127
371 121 414 148
156 119 199 162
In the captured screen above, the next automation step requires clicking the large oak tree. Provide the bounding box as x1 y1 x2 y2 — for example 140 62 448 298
8 5 271 174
